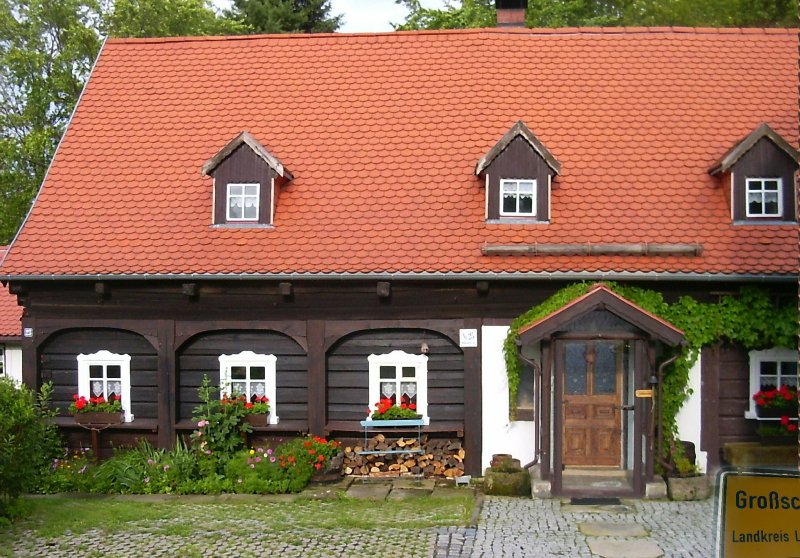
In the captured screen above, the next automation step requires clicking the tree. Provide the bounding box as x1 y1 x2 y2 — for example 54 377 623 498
395 0 796 30
394 0 494 30
227 0 342 34
0 0 102 243
103 0 248 38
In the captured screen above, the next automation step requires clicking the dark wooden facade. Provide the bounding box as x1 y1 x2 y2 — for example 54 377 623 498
15 277 795 475
731 137 797 221
484 136 555 221
210 144 277 225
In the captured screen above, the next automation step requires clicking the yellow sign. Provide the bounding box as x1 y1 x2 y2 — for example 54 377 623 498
717 470 800 557
634 389 653 398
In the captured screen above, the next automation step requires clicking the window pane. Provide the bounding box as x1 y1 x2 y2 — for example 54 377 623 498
518 193 533 214
228 200 242 219
401 366 415 378
229 185 242 196
106 365 121 378
565 343 587 395
782 375 798 388
593 342 617 395
252 382 266 397
501 182 516 194
763 193 779 214
244 184 258 196
108 381 122 397
502 194 517 213
764 180 779 191
760 376 778 391
380 381 396 402
780 361 797 377
89 365 104 379
379 366 395 379
243 204 257 219
231 366 247 380
231 382 246 395
250 366 266 380
91 380 105 397
760 361 777 375
518 181 534 193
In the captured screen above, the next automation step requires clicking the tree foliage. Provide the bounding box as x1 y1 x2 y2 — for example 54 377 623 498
227 0 342 34
103 0 247 38
395 0 797 30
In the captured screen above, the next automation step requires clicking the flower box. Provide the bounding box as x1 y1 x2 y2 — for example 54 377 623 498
73 411 123 425
758 435 796 446
360 418 425 427
755 406 797 419
244 413 270 427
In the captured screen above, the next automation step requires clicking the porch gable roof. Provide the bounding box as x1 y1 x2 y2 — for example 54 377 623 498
517 284 685 346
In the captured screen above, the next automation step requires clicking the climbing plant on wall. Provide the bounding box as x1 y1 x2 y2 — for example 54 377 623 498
503 282 797 457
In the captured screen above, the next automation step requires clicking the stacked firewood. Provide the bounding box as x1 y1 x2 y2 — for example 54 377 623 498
343 434 466 477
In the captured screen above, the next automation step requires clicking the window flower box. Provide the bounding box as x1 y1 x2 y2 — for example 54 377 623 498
752 385 797 418
73 411 123 425
243 413 270 427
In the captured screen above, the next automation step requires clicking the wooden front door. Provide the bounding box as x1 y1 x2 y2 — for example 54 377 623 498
560 340 624 467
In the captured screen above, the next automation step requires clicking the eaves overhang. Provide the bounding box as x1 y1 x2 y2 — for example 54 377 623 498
0 271 796 282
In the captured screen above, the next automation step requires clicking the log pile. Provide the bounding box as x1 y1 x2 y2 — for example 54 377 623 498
343 434 465 477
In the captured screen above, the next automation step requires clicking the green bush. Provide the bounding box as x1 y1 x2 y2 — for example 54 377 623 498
190 376 250 474
0 379 62 518
35 447 94 493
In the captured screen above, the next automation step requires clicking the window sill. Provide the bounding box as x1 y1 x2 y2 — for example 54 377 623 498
211 223 274 229
744 411 798 420
733 219 796 226
324 420 463 436
486 218 549 225
174 419 308 432
52 416 158 432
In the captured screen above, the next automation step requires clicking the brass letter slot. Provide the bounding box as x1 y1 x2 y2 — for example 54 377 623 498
635 389 653 398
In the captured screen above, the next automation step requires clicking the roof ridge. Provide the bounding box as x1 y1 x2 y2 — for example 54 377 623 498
105 25 798 44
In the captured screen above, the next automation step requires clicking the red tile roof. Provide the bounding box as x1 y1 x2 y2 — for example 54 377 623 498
2 28 797 278
0 248 22 336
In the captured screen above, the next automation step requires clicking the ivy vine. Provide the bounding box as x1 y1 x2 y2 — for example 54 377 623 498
503 282 797 458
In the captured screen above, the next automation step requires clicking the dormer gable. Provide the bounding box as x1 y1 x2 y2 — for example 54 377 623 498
709 123 799 223
476 120 561 222
203 131 293 226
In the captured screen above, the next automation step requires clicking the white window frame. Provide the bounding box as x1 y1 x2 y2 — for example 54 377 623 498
499 179 537 217
0 345 5 376
218 351 278 424
745 347 798 419
226 182 260 221
368 350 429 425
77 350 133 422
745 177 782 218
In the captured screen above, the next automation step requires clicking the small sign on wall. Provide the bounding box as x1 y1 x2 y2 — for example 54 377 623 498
459 329 478 348
23 327 33 338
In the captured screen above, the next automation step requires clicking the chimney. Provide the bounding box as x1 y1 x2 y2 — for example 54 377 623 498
496 0 527 27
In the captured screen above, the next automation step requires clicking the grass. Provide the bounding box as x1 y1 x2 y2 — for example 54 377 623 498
0 492 474 557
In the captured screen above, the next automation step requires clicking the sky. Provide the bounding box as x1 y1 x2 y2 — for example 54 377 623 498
331 0 447 33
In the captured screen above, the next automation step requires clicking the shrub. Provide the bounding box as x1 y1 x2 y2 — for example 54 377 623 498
36 447 95 493
0 379 62 518
190 376 250 474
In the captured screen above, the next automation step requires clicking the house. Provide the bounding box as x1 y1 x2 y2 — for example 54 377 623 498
0 247 23 384
1 3 797 496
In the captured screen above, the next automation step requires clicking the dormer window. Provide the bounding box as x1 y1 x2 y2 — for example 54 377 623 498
203 131 292 227
476 120 560 223
709 123 799 223
500 179 536 216
227 183 260 221
745 178 781 217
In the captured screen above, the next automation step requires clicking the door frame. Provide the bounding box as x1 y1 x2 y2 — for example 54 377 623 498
551 334 651 497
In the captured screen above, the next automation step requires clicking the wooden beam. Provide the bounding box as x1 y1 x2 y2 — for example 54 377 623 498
463 318 482 476
482 242 703 256
157 320 176 449
476 281 489 296
181 283 197 297
376 281 391 299
307 320 325 437
278 282 293 298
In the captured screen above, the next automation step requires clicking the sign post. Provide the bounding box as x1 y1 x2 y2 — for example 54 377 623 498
716 469 800 557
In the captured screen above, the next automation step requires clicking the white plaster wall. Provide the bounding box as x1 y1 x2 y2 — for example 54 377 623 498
481 325 535 473
4 345 22 385
675 352 707 472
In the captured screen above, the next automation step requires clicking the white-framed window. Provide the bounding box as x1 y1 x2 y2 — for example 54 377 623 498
226 183 260 221
77 350 133 422
745 347 798 419
368 350 429 424
218 351 278 424
500 179 536 217
745 178 782 217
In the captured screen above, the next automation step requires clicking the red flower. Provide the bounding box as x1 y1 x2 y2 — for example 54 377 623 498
288 456 295 463
780 416 790 426
314 463 322 470
72 394 79 401
409 403 417 410
308 449 316 455
245 402 253 409
304 441 312 447
788 424 798 432
317 454 325 462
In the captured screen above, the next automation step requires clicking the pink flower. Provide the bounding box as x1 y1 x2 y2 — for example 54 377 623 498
197 420 209 427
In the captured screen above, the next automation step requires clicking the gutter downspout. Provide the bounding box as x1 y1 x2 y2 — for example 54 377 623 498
516 344 541 468
654 353 681 471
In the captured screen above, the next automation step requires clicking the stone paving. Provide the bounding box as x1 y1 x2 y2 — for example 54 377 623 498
434 496 716 558
2 483 717 558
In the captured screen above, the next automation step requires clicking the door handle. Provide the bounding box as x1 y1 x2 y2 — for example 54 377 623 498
617 404 634 412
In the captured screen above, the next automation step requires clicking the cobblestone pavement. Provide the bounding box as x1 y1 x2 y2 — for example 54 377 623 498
434 496 716 558
4 494 716 558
